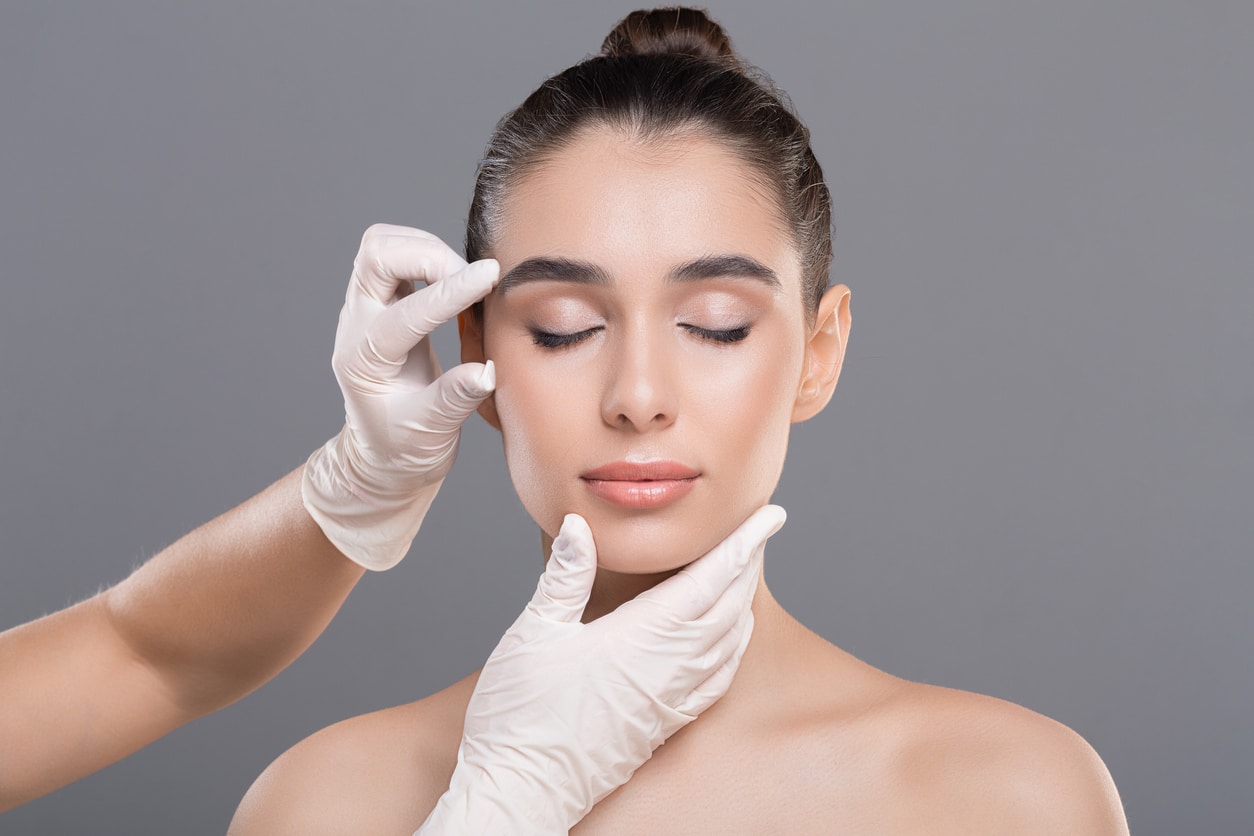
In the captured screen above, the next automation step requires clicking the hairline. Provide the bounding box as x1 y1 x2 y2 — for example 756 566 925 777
494 120 797 247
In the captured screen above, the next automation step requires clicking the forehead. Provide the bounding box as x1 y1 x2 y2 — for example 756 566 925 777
494 127 799 283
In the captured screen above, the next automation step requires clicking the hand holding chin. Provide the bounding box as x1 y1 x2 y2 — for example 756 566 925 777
416 504 786 834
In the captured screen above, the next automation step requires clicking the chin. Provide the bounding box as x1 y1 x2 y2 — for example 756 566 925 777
554 501 744 576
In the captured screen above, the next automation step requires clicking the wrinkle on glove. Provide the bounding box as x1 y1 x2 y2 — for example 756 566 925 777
301 225 500 570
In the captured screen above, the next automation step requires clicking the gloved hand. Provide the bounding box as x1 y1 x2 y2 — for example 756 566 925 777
414 505 787 835
302 224 500 570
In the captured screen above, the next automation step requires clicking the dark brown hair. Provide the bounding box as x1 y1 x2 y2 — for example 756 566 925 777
465 6 833 316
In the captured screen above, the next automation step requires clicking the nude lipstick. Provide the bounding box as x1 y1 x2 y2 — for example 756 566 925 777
580 461 699 509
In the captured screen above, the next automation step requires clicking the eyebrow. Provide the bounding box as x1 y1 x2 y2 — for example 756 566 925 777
495 254 781 295
671 254 781 288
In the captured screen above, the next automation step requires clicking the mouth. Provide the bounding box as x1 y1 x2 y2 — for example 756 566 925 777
580 460 700 510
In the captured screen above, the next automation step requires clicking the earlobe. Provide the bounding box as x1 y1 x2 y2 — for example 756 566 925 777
791 284 851 423
458 310 502 431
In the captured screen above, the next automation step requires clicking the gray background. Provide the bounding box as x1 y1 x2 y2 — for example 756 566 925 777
1 1 1249 833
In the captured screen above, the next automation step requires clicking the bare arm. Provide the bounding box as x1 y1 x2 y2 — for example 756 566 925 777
0 224 501 813
0 465 365 812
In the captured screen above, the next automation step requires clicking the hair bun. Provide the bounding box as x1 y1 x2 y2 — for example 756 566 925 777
601 7 739 66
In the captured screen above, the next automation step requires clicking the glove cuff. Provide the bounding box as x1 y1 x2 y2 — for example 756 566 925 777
301 433 440 571
415 759 570 836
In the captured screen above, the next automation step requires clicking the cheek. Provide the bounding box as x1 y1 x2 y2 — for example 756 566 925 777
489 353 581 532
681 337 800 499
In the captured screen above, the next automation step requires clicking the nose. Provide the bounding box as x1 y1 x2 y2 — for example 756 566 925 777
600 326 678 432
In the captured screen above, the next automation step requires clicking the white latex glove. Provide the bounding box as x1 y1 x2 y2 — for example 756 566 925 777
415 505 787 835
302 224 500 570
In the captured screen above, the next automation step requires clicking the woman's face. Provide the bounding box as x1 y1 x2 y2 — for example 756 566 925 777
469 127 813 574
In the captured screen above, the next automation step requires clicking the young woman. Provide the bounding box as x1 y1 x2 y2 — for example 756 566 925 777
0 38 768 818
230 8 1129 833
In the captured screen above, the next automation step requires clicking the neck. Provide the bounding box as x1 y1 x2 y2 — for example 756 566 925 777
533 528 872 728
535 526 834 721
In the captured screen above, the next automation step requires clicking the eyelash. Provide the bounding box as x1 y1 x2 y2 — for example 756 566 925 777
530 327 603 349
529 324 751 349
682 324 751 344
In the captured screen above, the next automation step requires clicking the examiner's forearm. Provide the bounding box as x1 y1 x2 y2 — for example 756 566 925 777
1 224 497 813
0 466 365 812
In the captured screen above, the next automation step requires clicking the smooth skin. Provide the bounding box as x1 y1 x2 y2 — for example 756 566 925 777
231 127 1128 834
0 468 365 813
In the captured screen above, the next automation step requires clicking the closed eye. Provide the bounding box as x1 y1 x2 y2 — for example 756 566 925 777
530 326 603 349
681 324 751 344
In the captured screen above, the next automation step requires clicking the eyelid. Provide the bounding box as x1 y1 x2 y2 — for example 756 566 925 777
529 325 603 349
680 323 752 344
527 321 753 349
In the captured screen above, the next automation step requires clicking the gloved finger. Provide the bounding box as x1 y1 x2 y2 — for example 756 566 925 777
632 504 785 621
683 540 763 649
365 259 499 371
674 609 755 716
526 514 597 623
348 224 467 306
702 599 755 673
407 361 496 435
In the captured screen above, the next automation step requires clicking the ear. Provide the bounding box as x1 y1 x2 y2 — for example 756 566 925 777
791 283 851 423
458 307 502 430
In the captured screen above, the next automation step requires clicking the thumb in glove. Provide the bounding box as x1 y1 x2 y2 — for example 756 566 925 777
408 360 496 437
527 514 597 624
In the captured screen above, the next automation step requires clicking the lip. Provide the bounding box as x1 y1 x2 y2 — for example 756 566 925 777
581 460 700 509
581 461 700 481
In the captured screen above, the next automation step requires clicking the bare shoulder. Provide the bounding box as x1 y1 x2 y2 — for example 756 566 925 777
876 681 1129 835
227 673 476 836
